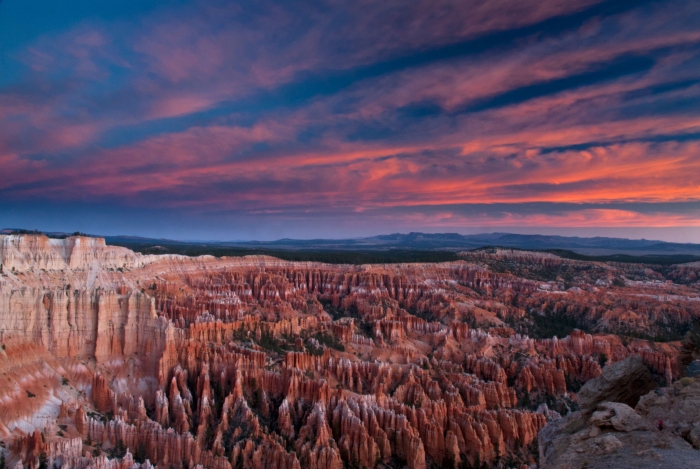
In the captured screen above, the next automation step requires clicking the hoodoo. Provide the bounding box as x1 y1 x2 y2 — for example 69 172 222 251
0 235 697 468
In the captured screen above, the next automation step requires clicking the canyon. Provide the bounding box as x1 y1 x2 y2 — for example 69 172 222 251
0 235 699 469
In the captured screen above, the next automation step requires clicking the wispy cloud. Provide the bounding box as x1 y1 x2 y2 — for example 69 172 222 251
0 0 699 236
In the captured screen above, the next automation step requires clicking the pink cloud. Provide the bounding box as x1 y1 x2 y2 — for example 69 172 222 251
1 0 699 235
147 95 217 119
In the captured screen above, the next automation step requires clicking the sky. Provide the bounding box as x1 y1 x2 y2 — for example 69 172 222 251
1 0 700 242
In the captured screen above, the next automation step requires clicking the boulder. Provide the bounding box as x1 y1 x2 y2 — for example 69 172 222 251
589 402 652 432
578 355 656 414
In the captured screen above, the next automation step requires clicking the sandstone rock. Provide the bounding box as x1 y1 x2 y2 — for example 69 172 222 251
0 234 153 273
589 402 652 432
539 378 700 469
578 355 656 414
636 375 700 448
1 235 696 469
589 434 623 454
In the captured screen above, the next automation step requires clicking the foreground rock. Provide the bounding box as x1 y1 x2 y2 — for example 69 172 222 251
577 355 656 414
539 365 700 468
636 376 700 450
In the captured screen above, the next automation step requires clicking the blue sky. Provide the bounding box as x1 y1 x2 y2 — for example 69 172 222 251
1 0 700 241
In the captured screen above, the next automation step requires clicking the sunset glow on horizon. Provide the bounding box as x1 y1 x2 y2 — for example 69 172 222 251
1 0 700 241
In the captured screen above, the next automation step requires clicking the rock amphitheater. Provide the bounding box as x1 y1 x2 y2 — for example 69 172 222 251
0 235 698 469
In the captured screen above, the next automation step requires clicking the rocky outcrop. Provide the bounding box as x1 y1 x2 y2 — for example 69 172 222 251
295 402 344 469
539 362 700 469
577 355 656 414
0 235 153 273
636 376 700 449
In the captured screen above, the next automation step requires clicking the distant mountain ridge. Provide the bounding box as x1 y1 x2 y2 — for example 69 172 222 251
213 231 700 255
4 229 699 256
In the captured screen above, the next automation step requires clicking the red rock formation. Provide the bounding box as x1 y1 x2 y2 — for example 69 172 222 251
296 402 344 469
0 236 693 469
92 373 116 413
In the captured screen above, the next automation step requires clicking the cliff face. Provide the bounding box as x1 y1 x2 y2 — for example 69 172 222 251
0 235 695 469
0 287 166 361
0 236 172 445
0 235 154 273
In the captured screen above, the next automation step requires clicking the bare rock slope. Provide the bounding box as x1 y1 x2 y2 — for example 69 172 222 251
539 358 700 469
